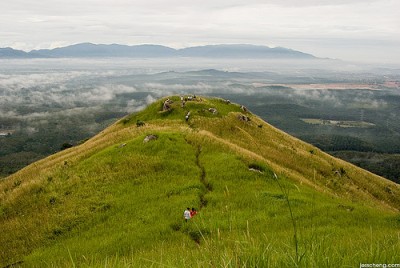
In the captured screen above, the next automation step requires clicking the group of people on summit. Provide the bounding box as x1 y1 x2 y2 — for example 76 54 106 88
183 207 197 221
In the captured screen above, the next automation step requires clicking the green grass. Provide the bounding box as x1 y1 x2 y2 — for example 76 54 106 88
1 96 400 267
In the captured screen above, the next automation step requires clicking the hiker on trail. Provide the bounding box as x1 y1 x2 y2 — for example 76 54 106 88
163 99 172 111
190 208 197 218
184 208 191 222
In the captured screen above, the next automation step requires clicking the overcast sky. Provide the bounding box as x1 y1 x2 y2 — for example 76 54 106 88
1 0 399 64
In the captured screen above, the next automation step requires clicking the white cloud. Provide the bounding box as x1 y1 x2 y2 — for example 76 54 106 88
125 94 156 113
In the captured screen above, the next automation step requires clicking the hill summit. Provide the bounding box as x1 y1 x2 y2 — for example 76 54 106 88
1 96 399 267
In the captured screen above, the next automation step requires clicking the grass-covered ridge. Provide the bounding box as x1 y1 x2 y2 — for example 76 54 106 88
1 96 400 267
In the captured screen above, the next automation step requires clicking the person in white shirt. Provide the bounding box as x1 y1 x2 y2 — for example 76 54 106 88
184 208 191 222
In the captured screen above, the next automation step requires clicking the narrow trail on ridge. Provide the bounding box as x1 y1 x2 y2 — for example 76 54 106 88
195 145 212 210
184 137 212 211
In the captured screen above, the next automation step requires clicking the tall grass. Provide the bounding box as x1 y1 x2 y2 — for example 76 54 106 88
273 172 303 266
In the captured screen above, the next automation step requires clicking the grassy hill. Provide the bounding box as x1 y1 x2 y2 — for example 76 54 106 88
1 96 400 267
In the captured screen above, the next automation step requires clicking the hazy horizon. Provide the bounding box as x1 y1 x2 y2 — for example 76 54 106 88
1 0 399 65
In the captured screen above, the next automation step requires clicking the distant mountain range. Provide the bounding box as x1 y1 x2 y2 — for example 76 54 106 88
0 43 317 59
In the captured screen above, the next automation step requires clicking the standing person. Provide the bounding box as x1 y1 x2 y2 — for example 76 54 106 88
184 208 191 222
190 207 197 218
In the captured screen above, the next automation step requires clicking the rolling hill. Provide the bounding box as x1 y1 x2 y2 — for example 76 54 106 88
1 96 399 267
0 48 39 58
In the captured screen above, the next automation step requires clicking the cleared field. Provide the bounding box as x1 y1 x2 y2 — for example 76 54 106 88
301 118 375 128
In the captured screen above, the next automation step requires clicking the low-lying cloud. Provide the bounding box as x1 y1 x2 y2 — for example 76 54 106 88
0 63 392 134
126 94 157 113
